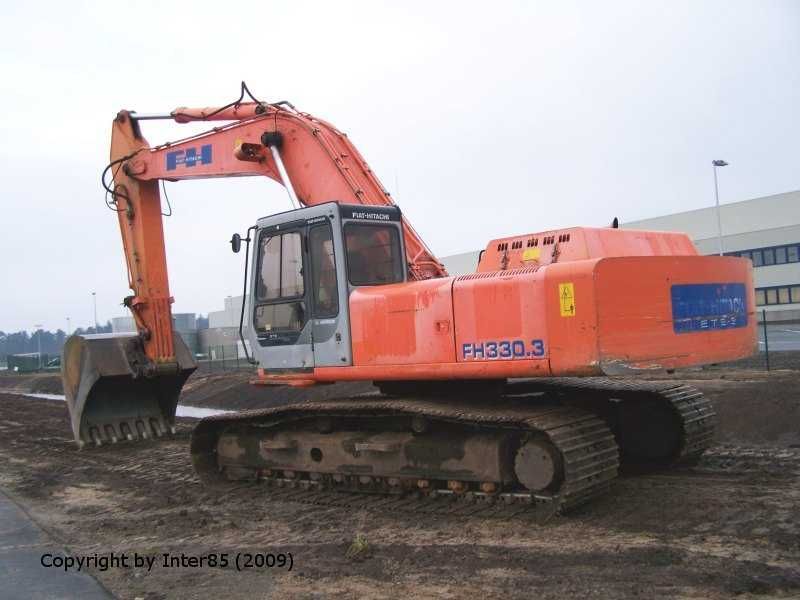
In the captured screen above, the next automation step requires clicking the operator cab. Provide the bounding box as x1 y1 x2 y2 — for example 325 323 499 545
241 203 406 372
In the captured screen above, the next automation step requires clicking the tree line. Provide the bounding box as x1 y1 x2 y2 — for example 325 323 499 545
1 315 210 360
0 322 113 358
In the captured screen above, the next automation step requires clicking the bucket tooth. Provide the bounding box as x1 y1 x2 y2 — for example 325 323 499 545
90 427 103 447
137 420 149 440
104 424 119 444
150 418 163 437
120 422 134 441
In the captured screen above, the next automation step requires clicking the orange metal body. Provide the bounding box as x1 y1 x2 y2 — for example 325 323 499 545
350 278 457 366
263 242 756 383
109 96 756 379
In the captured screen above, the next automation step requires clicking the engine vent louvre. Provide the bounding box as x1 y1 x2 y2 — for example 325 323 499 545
456 266 541 281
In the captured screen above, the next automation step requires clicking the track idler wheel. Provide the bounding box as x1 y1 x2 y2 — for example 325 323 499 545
514 438 564 492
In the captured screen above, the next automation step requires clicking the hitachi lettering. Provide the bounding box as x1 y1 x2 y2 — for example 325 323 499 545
671 283 747 334
351 211 390 221
166 144 213 170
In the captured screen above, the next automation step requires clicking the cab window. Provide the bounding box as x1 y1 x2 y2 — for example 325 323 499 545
255 231 305 334
257 232 303 300
309 224 339 317
254 303 305 333
344 224 404 286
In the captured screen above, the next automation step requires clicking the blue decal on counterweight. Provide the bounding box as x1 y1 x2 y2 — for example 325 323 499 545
671 283 747 334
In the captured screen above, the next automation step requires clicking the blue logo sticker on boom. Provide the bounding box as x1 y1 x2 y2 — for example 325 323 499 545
166 144 212 170
671 283 747 334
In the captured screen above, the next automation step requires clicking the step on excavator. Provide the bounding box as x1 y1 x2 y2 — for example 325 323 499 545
63 83 756 514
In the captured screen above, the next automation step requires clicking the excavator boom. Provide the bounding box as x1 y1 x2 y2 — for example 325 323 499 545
115 103 445 359
65 93 446 446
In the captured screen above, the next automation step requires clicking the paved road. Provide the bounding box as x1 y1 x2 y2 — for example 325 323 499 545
0 491 111 600
758 323 800 352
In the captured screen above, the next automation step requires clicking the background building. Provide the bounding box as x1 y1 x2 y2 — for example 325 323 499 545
623 190 800 317
110 316 136 333
441 251 481 277
113 298 250 361
200 296 250 359
111 313 200 355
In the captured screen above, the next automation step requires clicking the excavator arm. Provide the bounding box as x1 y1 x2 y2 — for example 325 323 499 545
64 94 446 447
109 102 445 365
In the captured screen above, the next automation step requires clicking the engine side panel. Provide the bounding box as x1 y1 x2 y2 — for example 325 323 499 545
452 268 550 366
349 278 457 366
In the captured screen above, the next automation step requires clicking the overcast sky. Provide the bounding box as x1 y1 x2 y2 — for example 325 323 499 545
1 1 798 333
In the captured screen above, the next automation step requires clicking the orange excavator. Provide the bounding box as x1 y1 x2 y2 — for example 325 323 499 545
63 84 756 512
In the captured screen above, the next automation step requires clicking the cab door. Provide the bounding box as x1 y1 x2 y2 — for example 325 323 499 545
250 221 315 370
306 216 352 367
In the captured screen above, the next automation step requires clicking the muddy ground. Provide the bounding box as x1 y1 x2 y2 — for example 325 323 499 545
0 369 799 599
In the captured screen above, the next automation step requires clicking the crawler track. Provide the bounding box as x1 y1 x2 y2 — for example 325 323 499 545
190 378 716 514
191 396 620 514
507 378 717 466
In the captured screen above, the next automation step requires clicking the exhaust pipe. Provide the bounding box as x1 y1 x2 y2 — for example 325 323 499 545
62 333 196 448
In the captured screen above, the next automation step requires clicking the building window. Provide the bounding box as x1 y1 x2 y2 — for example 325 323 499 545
755 285 800 307
725 243 800 268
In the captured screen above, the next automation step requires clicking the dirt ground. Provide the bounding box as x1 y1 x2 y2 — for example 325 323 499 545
1 369 799 599
5 367 797 445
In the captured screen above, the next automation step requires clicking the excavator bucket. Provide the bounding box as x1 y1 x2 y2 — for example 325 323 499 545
62 333 196 448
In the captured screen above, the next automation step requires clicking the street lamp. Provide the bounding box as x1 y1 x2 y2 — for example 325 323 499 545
92 291 98 332
712 159 729 256
66 317 71 336
34 324 43 369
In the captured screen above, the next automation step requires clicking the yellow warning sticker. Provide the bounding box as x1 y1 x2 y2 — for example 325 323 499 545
559 282 576 317
522 247 541 262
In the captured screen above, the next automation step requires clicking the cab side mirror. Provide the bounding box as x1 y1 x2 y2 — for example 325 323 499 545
230 233 242 253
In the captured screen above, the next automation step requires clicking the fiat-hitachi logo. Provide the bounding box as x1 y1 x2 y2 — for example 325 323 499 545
166 144 213 170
